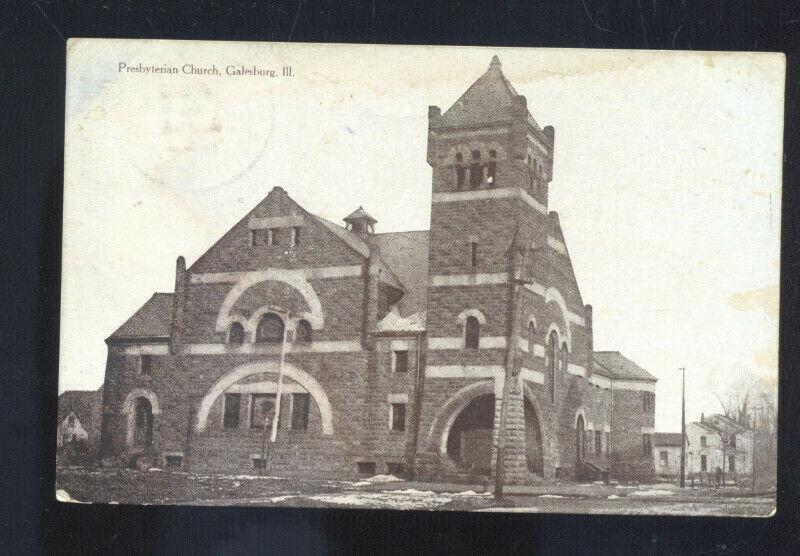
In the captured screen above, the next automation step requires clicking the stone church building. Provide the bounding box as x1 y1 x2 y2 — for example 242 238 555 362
99 57 657 483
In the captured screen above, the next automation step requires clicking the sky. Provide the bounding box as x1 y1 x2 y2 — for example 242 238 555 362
60 40 784 431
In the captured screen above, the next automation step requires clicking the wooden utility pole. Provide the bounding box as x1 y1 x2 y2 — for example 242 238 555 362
751 406 758 491
679 366 686 488
260 307 291 474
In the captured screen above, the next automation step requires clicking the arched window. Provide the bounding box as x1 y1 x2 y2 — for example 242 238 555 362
295 319 312 343
527 321 536 352
547 330 558 402
228 322 245 345
465 316 480 350
560 342 569 376
456 152 463 163
255 313 284 344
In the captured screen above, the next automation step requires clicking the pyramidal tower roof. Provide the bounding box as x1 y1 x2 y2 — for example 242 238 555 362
433 56 534 130
343 206 377 225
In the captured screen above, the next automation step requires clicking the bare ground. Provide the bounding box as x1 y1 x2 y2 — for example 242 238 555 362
55 466 775 516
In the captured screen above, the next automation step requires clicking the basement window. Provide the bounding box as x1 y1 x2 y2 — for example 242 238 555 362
164 454 183 469
357 461 376 475
387 462 405 476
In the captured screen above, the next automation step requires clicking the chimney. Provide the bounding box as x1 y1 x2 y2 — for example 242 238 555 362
701 412 704 423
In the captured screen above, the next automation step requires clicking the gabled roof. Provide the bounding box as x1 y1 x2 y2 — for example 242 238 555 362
309 214 371 257
653 432 684 447
702 414 749 434
593 351 657 382
433 56 530 130
108 293 173 341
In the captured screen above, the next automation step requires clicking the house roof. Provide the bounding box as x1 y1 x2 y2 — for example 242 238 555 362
653 432 684 447
373 230 430 317
58 388 102 423
593 351 657 382
432 56 542 132
108 293 173 341
701 414 749 434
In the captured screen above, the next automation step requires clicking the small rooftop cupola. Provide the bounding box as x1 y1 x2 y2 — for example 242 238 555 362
343 206 377 235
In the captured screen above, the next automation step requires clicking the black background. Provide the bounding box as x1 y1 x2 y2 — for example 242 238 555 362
2 1 799 553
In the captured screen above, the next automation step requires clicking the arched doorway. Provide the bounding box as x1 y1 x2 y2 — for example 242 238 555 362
133 397 153 448
575 414 585 464
446 394 494 473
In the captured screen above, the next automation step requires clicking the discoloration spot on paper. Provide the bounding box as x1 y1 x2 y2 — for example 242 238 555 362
728 285 779 318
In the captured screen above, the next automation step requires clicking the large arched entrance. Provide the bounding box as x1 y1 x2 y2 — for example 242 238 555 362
524 398 543 474
444 392 545 476
133 398 153 448
446 394 495 473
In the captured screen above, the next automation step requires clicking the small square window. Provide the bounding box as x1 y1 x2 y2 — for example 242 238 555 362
252 457 266 471
391 403 406 432
357 461 376 475
393 350 409 373
165 455 183 469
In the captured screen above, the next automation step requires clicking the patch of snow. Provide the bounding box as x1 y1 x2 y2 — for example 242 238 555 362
308 492 451 510
363 474 402 484
593 481 605 485
375 306 426 333
628 489 674 497
616 485 639 489
56 489 88 504
607 494 621 500
476 506 541 513
539 494 565 499
270 495 296 503
384 489 435 495
447 490 491 497
148 467 163 472
351 481 371 487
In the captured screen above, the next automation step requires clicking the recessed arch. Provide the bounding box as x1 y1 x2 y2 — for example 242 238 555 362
544 287 572 345
121 388 162 416
215 270 324 334
574 405 591 429
545 322 571 352
121 388 161 447
195 361 334 435
457 308 487 324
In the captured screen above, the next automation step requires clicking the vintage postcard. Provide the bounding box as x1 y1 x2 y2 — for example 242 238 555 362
57 39 782 515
